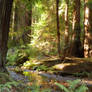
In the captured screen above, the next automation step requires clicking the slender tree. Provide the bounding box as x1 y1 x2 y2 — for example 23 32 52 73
64 0 69 46
11 0 17 43
56 0 61 57
0 0 13 72
62 0 69 59
22 6 32 44
84 0 92 57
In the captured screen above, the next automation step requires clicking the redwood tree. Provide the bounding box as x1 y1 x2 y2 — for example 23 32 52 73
0 0 13 72
56 0 61 57
70 0 82 57
63 0 69 57
84 0 92 57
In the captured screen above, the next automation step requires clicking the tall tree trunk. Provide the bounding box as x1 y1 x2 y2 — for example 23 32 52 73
11 0 15 40
11 0 17 43
70 0 82 57
84 0 92 57
62 0 69 59
56 0 61 57
63 0 69 58
0 0 13 72
64 0 69 46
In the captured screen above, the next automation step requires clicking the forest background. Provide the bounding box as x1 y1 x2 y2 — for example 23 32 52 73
0 0 92 91
7 0 92 63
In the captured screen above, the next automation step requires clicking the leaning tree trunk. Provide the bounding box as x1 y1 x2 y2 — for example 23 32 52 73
0 0 13 72
56 0 61 58
70 0 82 57
84 0 92 57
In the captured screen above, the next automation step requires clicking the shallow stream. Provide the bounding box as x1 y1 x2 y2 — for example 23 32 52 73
7 66 92 92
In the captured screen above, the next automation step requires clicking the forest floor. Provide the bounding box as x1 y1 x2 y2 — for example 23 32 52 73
7 56 92 92
23 56 92 77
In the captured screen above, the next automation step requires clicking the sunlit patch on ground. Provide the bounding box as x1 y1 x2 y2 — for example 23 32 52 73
53 63 71 70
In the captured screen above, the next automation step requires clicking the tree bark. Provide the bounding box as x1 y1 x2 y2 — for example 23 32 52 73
56 0 61 57
70 0 82 57
11 0 18 43
64 0 69 46
84 0 92 57
63 0 69 58
0 0 13 72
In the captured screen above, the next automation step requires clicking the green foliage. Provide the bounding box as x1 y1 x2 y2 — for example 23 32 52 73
7 45 40 65
23 59 53 71
24 44 40 57
23 59 38 69
0 81 18 92
35 65 48 71
73 71 92 78
35 65 53 71
0 72 51 92
8 0 88 58
86 1 92 9
73 72 88 77
55 79 88 92
23 84 51 92
7 48 19 65
0 73 14 83
20 71 52 92
0 73 19 92
9 0 59 56
13 66 22 73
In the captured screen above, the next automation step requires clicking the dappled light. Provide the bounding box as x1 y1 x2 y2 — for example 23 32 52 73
53 63 71 70
0 0 92 91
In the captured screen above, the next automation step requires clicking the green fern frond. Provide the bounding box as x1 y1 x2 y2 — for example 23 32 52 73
55 80 88 92
55 82 70 92
75 84 88 92
67 79 81 90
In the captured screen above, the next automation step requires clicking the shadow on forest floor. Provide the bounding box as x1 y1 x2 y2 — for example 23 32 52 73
41 57 92 75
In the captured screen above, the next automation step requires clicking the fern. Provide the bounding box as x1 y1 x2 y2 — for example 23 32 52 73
55 83 70 92
75 84 88 92
67 79 81 90
55 79 88 92
0 80 18 92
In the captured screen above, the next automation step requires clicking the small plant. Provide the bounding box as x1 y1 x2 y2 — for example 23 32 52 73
33 65 53 71
23 60 37 69
0 81 18 92
0 73 19 92
23 83 51 92
55 79 88 92
23 71 51 92
73 71 92 78
73 72 88 77
35 65 49 71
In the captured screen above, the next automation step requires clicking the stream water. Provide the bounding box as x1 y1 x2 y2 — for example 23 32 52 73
7 66 92 92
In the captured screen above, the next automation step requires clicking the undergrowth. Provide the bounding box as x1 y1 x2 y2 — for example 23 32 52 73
0 73 18 92
55 79 88 92
7 45 40 65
